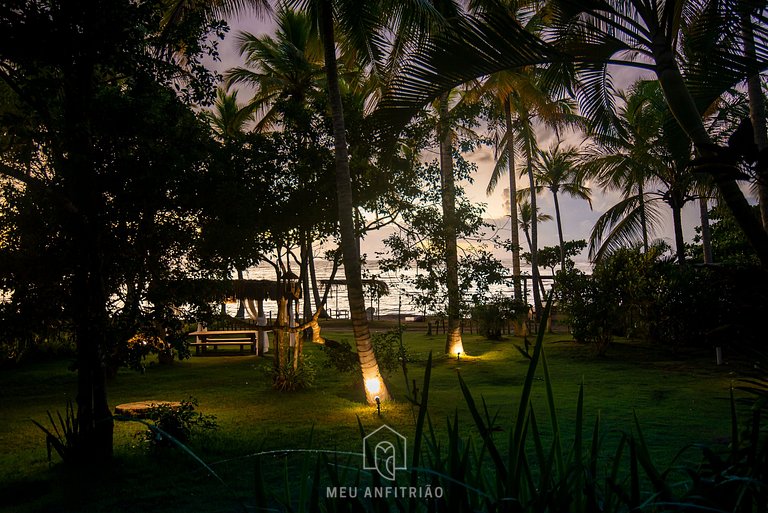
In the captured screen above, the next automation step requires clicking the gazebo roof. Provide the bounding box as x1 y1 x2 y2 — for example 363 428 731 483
165 278 301 302
227 279 301 301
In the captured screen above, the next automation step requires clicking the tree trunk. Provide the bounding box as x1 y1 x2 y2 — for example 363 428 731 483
552 190 566 271
63 36 113 464
439 92 464 356
638 182 649 253
235 269 245 319
504 98 522 300
300 231 312 323
742 12 768 229
525 144 542 319
652 41 768 267
308 243 323 315
699 197 713 264
319 0 389 404
670 194 686 264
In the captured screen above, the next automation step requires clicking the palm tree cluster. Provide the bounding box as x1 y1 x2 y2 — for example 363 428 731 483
163 0 768 398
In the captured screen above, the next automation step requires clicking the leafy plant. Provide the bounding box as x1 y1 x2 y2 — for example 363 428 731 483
140 397 218 448
371 328 412 375
269 356 316 392
32 400 81 465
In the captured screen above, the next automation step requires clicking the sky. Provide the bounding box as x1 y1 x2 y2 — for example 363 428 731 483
208 12 708 265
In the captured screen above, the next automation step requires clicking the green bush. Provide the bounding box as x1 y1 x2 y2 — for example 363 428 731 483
140 397 218 448
559 244 668 353
371 328 411 375
319 339 359 373
560 245 768 353
471 296 528 340
269 356 316 392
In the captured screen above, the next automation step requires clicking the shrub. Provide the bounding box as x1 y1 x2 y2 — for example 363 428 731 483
471 296 528 340
558 245 668 353
140 397 218 448
319 339 359 373
269 356 315 392
371 328 411 375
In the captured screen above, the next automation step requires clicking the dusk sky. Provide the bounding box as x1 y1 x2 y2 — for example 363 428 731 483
209 13 710 262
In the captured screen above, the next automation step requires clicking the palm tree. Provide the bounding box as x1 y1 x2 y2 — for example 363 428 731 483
438 91 464 356
523 143 591 271
518 199 552 300
206 88 257 140
741 7 768 228
314 0 393 404
224 7 324 131
584 80 696 264
205 88 257 317
482 68 567 302
378 0 768 267
479 0 551 302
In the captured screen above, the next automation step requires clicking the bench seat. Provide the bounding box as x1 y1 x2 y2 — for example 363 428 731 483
188 330 260 355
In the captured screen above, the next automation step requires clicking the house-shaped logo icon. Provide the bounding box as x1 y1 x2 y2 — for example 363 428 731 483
362 424 407 481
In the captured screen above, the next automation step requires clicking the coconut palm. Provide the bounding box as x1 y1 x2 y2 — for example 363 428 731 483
584 80 697 264
205 88 258 317
437 91 465 356
378 0 768 267
479 0 552 302
518 199 552 299
483 68 576 302
520 143 592 271
206 88 257 141
225 7 324 131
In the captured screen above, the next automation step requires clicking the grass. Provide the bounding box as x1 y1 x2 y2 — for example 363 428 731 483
0 322 754 512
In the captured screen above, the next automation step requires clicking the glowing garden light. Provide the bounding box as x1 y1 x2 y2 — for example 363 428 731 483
365 377 382 396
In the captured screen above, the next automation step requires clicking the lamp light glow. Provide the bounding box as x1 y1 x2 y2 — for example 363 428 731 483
365 377 382 395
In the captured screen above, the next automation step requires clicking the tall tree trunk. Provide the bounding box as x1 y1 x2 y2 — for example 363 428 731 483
319 0 389 404
504 98 522 300
652 42 768 267
552 190 566 271
63 29 113 463
439 92 464 356
525 145 542 319
670 194 686 264
300 231 312 323
308 243 323 315
699 197 713 264
235 268 245 319
742 12 768 229
638 182 649 253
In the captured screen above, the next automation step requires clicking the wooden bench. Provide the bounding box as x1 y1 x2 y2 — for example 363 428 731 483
188 330 259 355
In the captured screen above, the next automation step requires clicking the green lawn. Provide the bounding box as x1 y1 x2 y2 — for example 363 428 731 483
0 324 751 512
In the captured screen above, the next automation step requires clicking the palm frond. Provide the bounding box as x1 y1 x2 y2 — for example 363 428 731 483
163 0 270 30
487 146 511 196
589 193 664 262
376 4 558 137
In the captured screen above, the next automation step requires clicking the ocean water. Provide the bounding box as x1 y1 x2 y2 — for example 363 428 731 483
232 259 592 318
